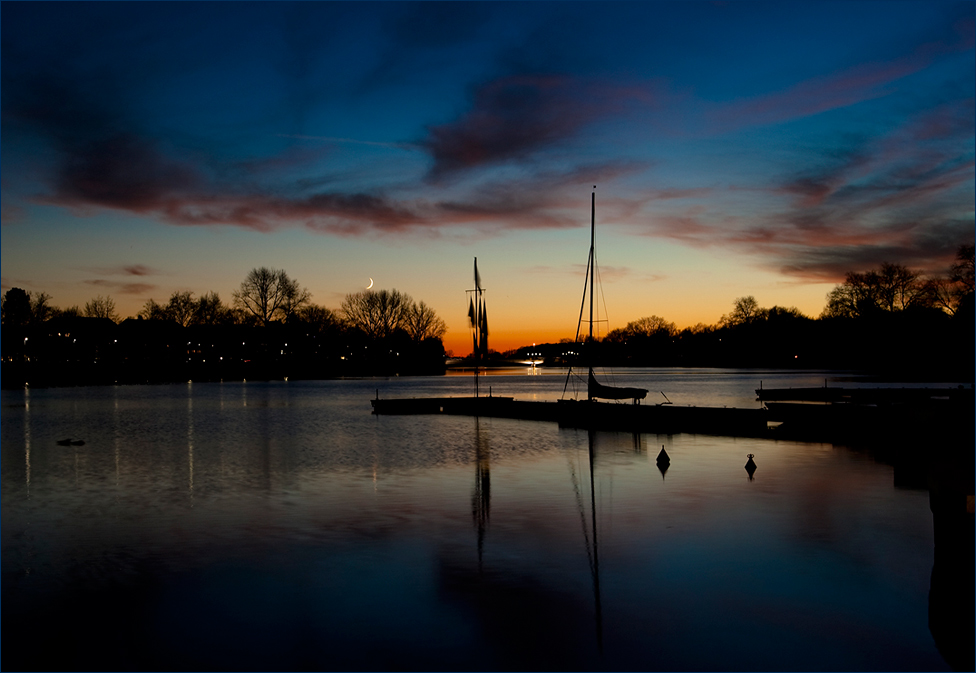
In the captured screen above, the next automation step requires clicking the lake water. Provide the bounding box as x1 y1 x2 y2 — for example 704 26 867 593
0 369 957 670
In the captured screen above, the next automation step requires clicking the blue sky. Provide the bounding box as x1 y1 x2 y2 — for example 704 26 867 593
2 1 973 353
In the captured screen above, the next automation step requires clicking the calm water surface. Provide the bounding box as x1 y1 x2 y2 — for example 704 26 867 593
0 369 951 670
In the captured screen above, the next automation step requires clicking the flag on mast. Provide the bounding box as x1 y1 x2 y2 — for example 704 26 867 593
479 301 489 357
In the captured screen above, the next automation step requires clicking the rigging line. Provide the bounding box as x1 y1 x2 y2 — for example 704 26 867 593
563 253 593 399
592 252 626 388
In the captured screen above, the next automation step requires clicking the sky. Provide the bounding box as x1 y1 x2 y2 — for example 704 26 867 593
2 1 973 355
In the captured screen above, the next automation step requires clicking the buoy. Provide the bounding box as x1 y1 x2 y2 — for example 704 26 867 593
656 445 670 479
745 453 757 479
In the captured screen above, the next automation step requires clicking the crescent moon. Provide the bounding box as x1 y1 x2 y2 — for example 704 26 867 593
366 278 374 289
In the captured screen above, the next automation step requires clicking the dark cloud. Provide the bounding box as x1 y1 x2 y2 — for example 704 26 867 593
422 75 652 181
52 134 201 211
84 279 156 295
91 265 159 277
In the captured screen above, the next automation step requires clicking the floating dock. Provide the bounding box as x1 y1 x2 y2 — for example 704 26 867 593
757 385 973 442
371 384 973 442
371 394 769 437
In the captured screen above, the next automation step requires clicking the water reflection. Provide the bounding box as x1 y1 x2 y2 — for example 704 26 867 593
0 378 963 671
472 418 490 570
187 387 195 505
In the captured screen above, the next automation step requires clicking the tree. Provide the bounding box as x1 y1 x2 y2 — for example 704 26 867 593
720 296 767 327
233 267 310 326
54 305 82 319
625 315 677 337
404 301 447 342
84 295 118 322
1 288 52 326
766 305 806 321
297 304 343 329
822 262 926 318
167 291 196 327
193 291 228 325
1 288 32 326
341 288 411 339
950 243 974 289
139 298 171 321
30 292 53 323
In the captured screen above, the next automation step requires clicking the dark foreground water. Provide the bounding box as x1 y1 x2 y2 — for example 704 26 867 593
0 370 959 670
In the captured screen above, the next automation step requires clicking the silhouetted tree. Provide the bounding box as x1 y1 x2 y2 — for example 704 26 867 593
53 305 82 319
766 305 806 321
404 301 447 342
297 304 343 329
139 298 170 321
605 316 676 345
341 288 411 339
1 288 53 326
30 292 53 323
950 244 975 288
628 315 677 337
720 296 767 327
193 291 229 325
84 295 118 322
822 262 925 318
167 291 196 327
233 267 310 326
1 288 32 326
924 276 961 315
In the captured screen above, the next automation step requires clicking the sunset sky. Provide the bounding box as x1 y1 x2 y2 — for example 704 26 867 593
2 1 973 355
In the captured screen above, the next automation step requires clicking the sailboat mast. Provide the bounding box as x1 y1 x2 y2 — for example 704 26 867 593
474 257 480 398
588 189 596 400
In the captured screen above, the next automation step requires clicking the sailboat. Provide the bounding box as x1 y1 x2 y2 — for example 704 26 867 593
560 189 649 414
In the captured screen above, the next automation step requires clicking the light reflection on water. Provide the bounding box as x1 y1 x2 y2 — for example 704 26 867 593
0 372 952 670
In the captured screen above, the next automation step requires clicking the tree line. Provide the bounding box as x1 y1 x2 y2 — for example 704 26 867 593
509 245 974 379
1 267 448 386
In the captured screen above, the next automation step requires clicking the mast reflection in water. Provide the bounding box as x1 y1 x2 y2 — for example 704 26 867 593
0 373 966 671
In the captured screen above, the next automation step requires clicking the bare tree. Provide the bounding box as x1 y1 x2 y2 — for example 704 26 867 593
626 315 677 337
404 301 447 342
30 292 53 323
298 304 344 329
950 244 974 288
822 262 926 318
167 291 196 326
341 288 411 339
720 296 767 327
193 291 228 325
139 298 170 321
923 276 959 315
84 295 119 322
233 267 310 326
54 305 82 319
